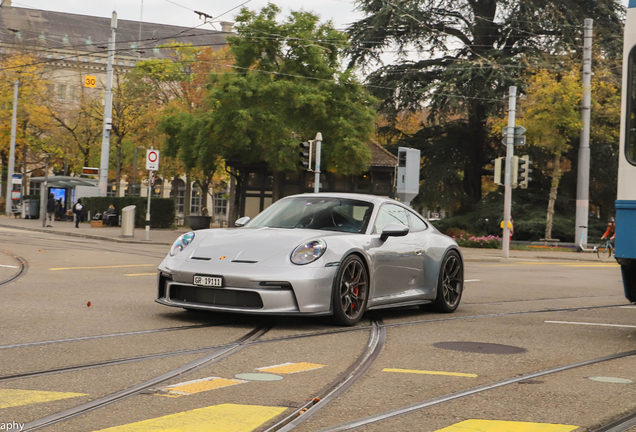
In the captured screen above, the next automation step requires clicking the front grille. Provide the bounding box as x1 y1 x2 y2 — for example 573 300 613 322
169 284 263 308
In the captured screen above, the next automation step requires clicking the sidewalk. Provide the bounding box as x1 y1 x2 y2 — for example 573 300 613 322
0 215 192 245
0 215 616 263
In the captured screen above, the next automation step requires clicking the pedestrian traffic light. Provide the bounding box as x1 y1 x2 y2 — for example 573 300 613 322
299 141 313 171
487 157 503 186
518 155 533 189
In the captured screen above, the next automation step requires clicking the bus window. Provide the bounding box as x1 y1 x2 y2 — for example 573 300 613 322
629 46 636 165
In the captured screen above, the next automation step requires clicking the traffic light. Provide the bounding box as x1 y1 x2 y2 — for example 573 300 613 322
299 141 313 171
511 155 519 188
487 157 503 186
518 155 533 189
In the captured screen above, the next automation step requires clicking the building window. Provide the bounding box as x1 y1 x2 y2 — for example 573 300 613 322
355 173 371 192
58 84 66 100
29 182 40 196
190 187 201 215
69 86 77 101
107 183 116 197
172 178 185 214
214 193 228 219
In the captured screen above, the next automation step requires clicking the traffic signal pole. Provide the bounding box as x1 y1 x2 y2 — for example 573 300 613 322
575 18 593 248
502 86 517 259
5 80 18 217
314 132 322 193
98 12 117 196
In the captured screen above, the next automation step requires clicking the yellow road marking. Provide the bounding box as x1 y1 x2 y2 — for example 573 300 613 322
157 377 246 397
49 264 155 271
435 419 578 432
93 403 287 432
382 368 477 378
257 362 325 374
125 273 156 277
0 389 86 409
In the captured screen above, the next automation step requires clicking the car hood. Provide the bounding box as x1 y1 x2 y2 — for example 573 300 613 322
188 227 342 264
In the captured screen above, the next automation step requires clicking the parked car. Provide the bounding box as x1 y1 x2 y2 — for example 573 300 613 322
156 193 464 325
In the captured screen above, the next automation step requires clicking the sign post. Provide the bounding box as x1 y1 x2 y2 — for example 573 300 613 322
145 147 159 240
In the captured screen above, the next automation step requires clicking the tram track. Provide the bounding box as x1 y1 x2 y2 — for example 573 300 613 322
315 348 636 432
22 325 271 431
0 252 27 286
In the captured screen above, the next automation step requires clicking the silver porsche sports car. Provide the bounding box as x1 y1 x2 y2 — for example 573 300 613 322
156 193 463 325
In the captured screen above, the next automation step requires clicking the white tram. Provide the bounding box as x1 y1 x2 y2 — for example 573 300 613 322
617 1 636 301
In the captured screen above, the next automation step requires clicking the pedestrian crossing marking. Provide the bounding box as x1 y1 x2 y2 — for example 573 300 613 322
383 368 477 378
435 419 578 432
92 403 287 432
257 362 325 374
156 377 246 397
0 389 86 409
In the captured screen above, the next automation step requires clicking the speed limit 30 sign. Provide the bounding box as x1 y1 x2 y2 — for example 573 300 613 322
146 149 160 171
84 76 97 88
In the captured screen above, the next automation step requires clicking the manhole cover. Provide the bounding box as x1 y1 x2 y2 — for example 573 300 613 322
433 341 526 354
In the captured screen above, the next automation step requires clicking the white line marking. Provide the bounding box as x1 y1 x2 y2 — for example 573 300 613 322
464 279 481 282
545 320 636 329
620 306 636 309
0 264 19 269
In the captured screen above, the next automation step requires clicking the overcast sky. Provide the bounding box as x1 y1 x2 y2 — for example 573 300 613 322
8 0 363 31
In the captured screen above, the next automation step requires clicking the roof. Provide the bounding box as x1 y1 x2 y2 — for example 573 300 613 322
0 6 227 60
29 176 98 188
367 141 398 167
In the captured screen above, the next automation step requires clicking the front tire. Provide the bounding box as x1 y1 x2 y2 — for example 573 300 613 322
430 250 463 313
331 255 369 326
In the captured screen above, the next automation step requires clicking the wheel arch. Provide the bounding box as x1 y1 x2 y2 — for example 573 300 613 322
433 246 464 303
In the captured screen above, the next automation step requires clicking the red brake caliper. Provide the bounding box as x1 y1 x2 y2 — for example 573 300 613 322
351 286 359 309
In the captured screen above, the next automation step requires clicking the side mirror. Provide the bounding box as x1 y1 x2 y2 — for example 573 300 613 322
380 223 409 242
234 216 251 227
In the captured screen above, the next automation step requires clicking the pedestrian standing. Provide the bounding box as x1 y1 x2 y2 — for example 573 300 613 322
74 198 84 228
46 193 55 227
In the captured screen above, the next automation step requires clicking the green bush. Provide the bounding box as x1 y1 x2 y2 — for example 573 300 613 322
82 197 175 228
431 189 607 243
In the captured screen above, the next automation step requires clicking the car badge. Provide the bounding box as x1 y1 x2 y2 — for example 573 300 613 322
220 256 226 260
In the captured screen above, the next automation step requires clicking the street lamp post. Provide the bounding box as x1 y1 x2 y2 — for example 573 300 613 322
41 154 50 228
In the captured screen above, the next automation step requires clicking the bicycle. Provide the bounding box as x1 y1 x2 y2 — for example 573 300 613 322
597 238 615 259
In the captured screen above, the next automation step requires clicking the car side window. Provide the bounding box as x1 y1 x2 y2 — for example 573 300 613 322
374 204 409 234
407 211 428 232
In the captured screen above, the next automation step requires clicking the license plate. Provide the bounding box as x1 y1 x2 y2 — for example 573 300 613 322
193 275 223 287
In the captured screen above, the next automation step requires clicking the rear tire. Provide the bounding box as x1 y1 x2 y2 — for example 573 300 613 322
597 246 611 259
330 255 369 326
429 250 463 313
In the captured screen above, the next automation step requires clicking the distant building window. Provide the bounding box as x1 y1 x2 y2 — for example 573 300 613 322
191 187 201 215
69 86 77 101
93 59 101 63
82 58 89 63
85 37 92 45
214 193 227 219
58 84 66 100
107 183 116 197
29 182 40 196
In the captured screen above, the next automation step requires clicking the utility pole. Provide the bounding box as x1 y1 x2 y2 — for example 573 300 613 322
98 11 117 196
133 147 139 196
41 154 49 228
314 132 322 193
5 80 18 216
502 86 517 259
575 18 594 248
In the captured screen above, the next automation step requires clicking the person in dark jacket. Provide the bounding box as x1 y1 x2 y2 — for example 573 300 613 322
55 198 63 221
74 198 84 228
46 193 56 227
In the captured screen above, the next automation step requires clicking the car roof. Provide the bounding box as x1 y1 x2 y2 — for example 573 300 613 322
283 192 399 205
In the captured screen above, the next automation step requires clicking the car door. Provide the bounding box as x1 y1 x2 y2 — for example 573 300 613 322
406 209 436 297
369 204 426 304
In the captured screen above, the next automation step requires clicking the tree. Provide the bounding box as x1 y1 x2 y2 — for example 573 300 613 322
205 4 376 222
346 0 624 211
520 69 581 240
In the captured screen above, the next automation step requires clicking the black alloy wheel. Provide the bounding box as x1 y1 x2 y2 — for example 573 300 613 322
430 250 463 313
331 255 369 326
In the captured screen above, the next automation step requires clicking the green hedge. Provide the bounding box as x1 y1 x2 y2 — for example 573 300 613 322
82 197 175 228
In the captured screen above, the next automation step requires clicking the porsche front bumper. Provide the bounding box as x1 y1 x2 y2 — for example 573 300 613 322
155 260 339 315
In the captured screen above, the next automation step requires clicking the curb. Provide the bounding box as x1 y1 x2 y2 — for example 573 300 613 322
0 223 173 246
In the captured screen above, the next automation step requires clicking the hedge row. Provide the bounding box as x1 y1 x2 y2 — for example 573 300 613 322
82 197 175 228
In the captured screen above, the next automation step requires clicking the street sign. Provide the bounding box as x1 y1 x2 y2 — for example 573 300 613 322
82 167 99 176
149 170 155 186
11 191 21 200
11 174 21 185
146 149 159 171
84 76 97 88
501 135 526 146
502 126 526 135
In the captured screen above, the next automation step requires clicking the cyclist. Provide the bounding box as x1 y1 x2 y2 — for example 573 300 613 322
601 217 616 244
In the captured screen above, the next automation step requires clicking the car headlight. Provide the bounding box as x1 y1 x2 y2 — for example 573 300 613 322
170 232 195 256
291 240 327 265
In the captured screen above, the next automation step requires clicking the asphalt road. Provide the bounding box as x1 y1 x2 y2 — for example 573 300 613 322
0 226 632 432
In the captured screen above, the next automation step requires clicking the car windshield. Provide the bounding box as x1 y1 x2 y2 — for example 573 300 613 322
247 197 374 233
